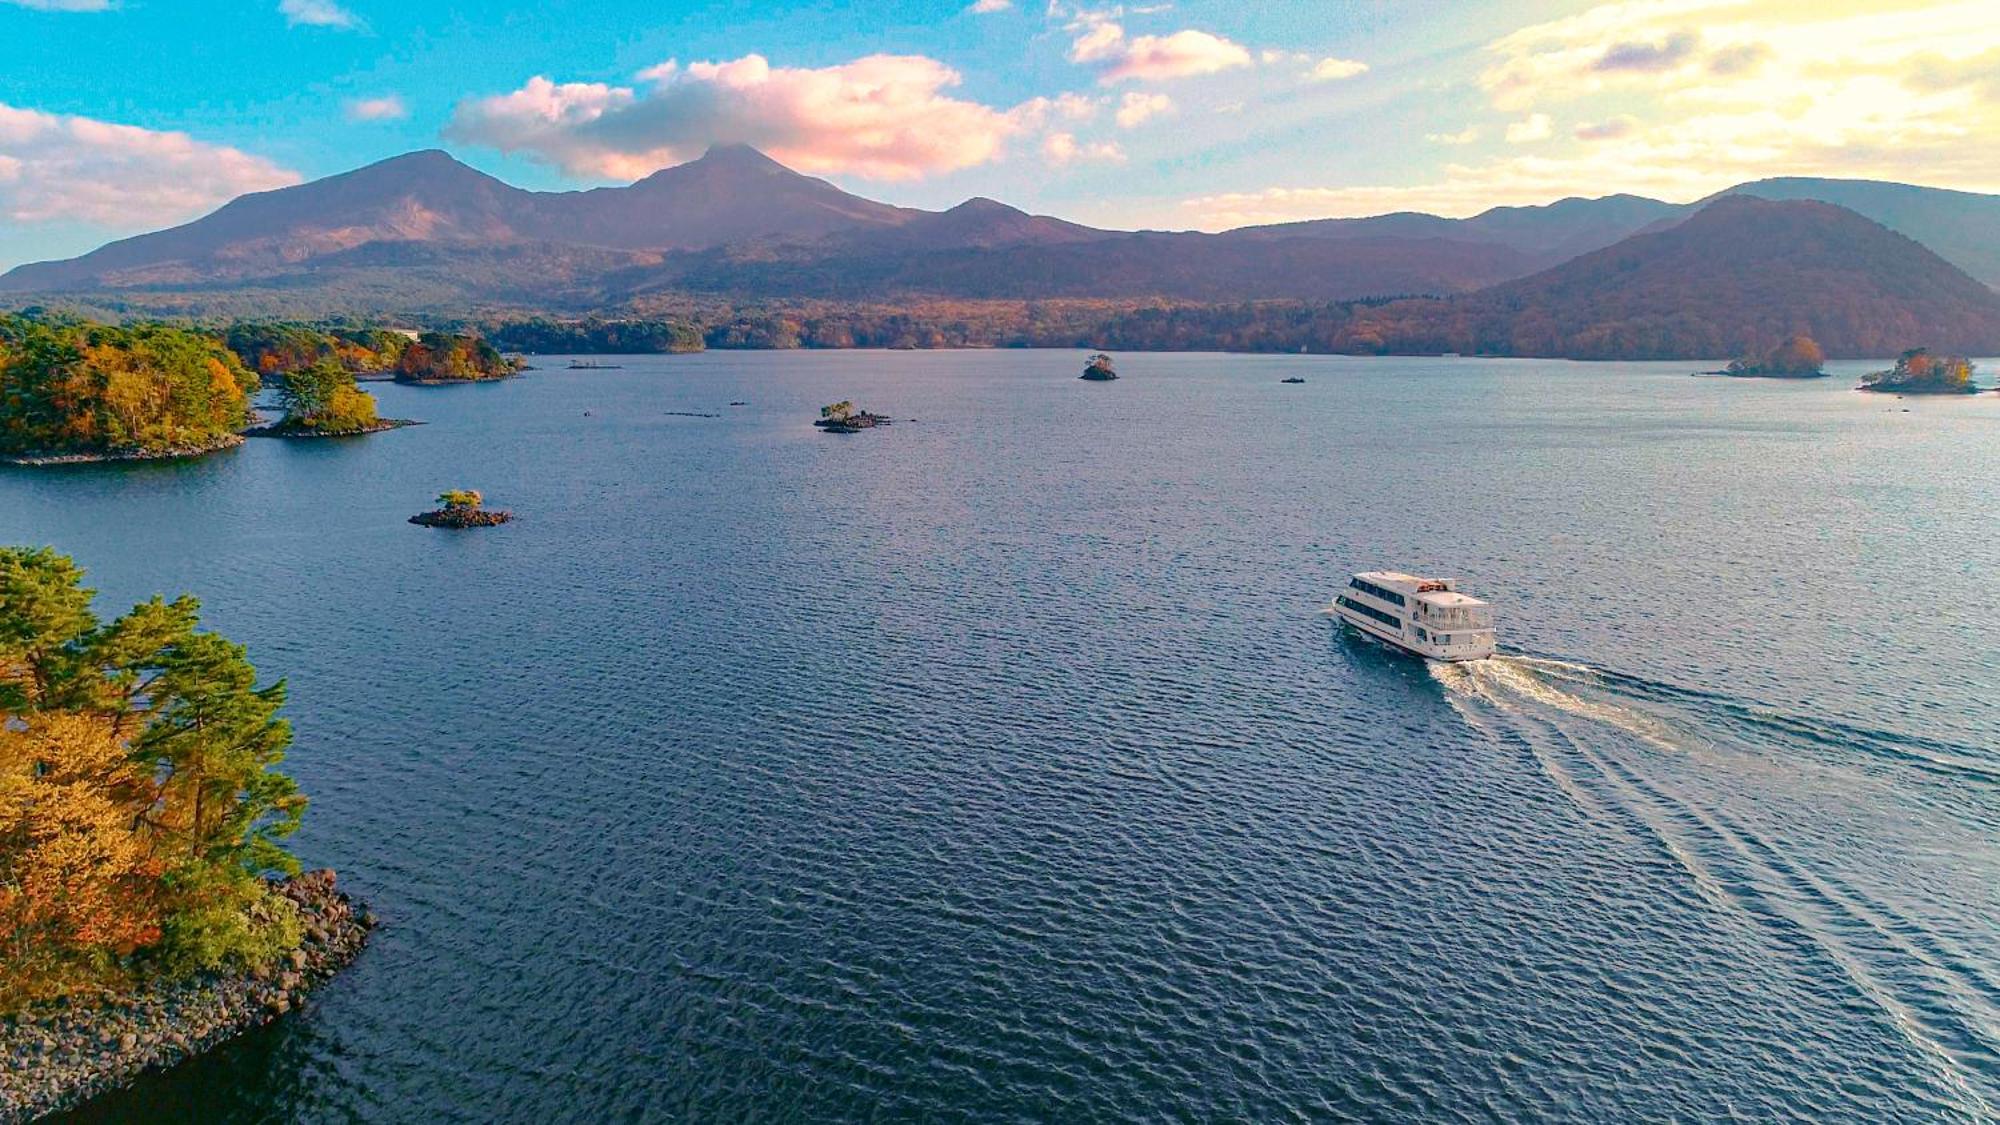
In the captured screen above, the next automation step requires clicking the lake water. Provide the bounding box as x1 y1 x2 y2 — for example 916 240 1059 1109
5 351 1997 1122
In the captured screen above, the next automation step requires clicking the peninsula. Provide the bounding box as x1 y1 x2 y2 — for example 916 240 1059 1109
0 548 368 1120
248 360 417 437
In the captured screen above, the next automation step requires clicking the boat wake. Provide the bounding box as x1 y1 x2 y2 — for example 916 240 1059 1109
1430 652 2000 1119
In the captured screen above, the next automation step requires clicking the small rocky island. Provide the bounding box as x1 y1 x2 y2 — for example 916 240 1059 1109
1858 347 1980 394
247 360 418 437
410 489 514 527
1081 353 1119 381
814 401 892 433
1720 335 1827 378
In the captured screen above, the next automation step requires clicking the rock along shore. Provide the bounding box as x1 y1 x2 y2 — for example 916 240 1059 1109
244 419 422 438
0 870 373 1123
0 435 246 467
409 507 513 527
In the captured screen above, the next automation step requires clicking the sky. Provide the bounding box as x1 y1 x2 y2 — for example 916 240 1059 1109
2 0 1999 269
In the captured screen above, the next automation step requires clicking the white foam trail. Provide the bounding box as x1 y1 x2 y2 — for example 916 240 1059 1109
1429 651 1997 1119
1463 656 1685 754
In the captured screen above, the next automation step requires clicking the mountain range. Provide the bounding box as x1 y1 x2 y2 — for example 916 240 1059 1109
5 144 2000 357
1329 196 2000 358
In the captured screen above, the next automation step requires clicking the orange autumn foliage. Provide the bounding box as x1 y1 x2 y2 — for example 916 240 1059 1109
0 713 164 1007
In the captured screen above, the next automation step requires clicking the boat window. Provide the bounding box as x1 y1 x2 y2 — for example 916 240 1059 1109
1349 578 1406 607
1336 596 1404 631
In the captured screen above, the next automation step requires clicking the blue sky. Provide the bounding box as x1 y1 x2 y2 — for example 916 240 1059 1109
3 0 1998 269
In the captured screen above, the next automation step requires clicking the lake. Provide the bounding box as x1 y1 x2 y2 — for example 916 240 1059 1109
6 350 1997 1122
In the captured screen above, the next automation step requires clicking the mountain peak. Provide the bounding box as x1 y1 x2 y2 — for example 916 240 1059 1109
695 143 787 170
947 197 1024 217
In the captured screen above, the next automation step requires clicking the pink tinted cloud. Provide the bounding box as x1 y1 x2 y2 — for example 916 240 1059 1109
0 102 299 227
345 94 408 122
1071 24 1253 83
449 54 1032 180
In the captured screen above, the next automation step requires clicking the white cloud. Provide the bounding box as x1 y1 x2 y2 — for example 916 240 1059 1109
345 95 407 122
1042 131 1125 165
1114 91 1172 127
1573 114 1637 141
1068 21 1254 83
279 0 361 28
966 0 1011 11
1310 57 1369 81
1005 90 1102 130
449 54 1038 181
1069 21 1126 63
1176 1 2000 230
1504 112 1552 142
2 0 116 10
1425 126 1480 145
0 102 300 228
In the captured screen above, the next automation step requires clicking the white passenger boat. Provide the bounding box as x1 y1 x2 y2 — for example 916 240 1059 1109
1324 571 1496 661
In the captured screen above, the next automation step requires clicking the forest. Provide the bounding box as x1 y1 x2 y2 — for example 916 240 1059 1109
0 316 258 458
0 548 305 1011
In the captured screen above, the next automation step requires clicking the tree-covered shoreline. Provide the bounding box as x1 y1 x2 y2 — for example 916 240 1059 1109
0 546 370 1117
0 315 258 462
1 547 315 1007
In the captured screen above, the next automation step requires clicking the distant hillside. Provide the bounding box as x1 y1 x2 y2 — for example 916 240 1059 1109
1228 194 1685 269
622 231 1534 303
1329 197 2000 359
1715 177 2000 288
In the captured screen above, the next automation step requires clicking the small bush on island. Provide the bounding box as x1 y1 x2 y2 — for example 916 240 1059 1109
1725 335 1826 378
0 547 306 1012
1860 348 1978 394
0 315 258 460
1081 353 1119 380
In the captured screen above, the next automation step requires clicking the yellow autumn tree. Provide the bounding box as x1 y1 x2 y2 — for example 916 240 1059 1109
0 712 164 1008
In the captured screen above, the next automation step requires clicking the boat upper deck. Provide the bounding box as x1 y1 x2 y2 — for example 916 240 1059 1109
1353 570 1491 609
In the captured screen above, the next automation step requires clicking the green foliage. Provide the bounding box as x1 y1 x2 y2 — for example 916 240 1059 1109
0 546 306 1008
820 401 854 421
278 360 381 431
0 314 257 456
437 489 483 510
0 546 98 714
151 864 301 978
485 317 704 355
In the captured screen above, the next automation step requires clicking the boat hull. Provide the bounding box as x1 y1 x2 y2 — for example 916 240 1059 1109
1327 604 1495 662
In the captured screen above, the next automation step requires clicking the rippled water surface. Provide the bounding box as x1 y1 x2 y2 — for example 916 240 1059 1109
4 352 1997 1122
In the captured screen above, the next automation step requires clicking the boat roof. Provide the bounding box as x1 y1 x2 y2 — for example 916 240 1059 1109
1354 570 1490 607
